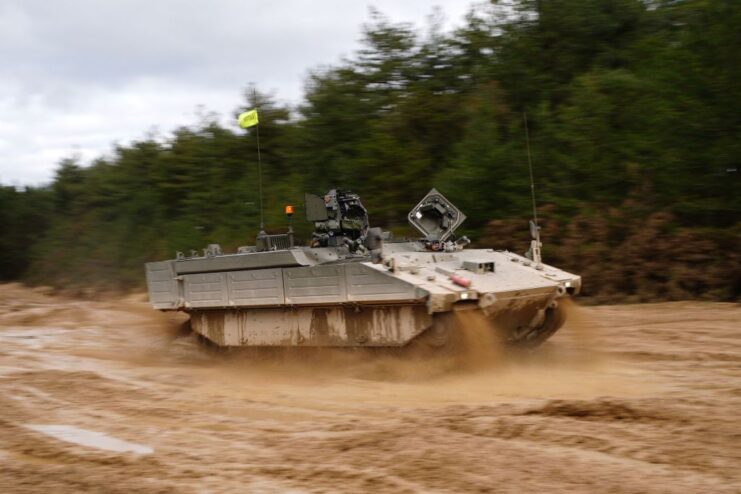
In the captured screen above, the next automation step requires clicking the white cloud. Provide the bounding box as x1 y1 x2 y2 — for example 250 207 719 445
0 0 474 186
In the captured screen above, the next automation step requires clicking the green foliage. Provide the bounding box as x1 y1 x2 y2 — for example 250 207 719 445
0 185 52 280
1 0 738 301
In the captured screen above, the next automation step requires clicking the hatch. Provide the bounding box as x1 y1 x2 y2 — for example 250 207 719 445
407 188 466 242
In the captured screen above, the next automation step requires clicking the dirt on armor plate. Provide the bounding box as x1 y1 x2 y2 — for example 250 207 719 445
0 283 739 493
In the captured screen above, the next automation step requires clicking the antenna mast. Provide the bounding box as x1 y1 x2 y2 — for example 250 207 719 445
523 112 543 268
523 112 538 227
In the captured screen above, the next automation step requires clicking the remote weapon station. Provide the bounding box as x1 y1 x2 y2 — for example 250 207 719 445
145 188 581 348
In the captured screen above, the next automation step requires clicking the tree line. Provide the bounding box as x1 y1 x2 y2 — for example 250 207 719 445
1 0 738 302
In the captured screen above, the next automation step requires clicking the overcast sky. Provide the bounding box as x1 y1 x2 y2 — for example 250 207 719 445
0 0 476 186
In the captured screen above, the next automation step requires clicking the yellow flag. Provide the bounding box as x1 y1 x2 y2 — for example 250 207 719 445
238 109 259 128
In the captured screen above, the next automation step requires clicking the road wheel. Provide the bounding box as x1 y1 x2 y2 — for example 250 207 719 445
515 306 566 348
408 312 457 355
426 312 456 347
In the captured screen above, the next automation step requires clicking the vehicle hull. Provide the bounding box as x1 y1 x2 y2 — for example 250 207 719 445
147 247 580 348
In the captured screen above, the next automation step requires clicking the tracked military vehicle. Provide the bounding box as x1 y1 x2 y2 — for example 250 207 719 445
145 188 580 348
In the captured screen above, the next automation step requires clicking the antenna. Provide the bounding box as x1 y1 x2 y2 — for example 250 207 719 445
523 112 543 268
523 112 538 228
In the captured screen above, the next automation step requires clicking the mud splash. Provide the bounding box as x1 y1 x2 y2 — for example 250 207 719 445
452 309 505 369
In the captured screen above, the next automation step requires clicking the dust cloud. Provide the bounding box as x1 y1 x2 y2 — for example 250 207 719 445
1 282 739 493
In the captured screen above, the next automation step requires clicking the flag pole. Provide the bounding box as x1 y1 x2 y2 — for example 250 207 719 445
256 118 264 234
238 91 264 237
254 89 265 235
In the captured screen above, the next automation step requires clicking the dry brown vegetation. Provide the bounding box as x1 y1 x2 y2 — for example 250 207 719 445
481 206 741 303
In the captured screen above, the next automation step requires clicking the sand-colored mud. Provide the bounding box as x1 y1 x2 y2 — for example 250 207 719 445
0 283 738 493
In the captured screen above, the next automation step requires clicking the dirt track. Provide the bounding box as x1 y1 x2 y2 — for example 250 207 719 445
0 283 739 493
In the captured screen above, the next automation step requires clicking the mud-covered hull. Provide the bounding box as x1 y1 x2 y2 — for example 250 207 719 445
186 295 567 348
147 245 580 348
189 305 431 347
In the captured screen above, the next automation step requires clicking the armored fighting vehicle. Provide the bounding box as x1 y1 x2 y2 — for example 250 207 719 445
145 189 580 348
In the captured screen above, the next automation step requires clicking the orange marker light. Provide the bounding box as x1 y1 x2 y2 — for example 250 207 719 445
285 205 294 217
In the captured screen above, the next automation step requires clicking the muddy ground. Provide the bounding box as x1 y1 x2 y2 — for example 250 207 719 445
0 283 738 493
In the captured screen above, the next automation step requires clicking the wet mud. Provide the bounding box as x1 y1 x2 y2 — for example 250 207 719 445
0 283 739 493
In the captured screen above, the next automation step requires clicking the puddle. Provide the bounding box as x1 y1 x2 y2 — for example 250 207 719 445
0 328 68 350
25 424 154 455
